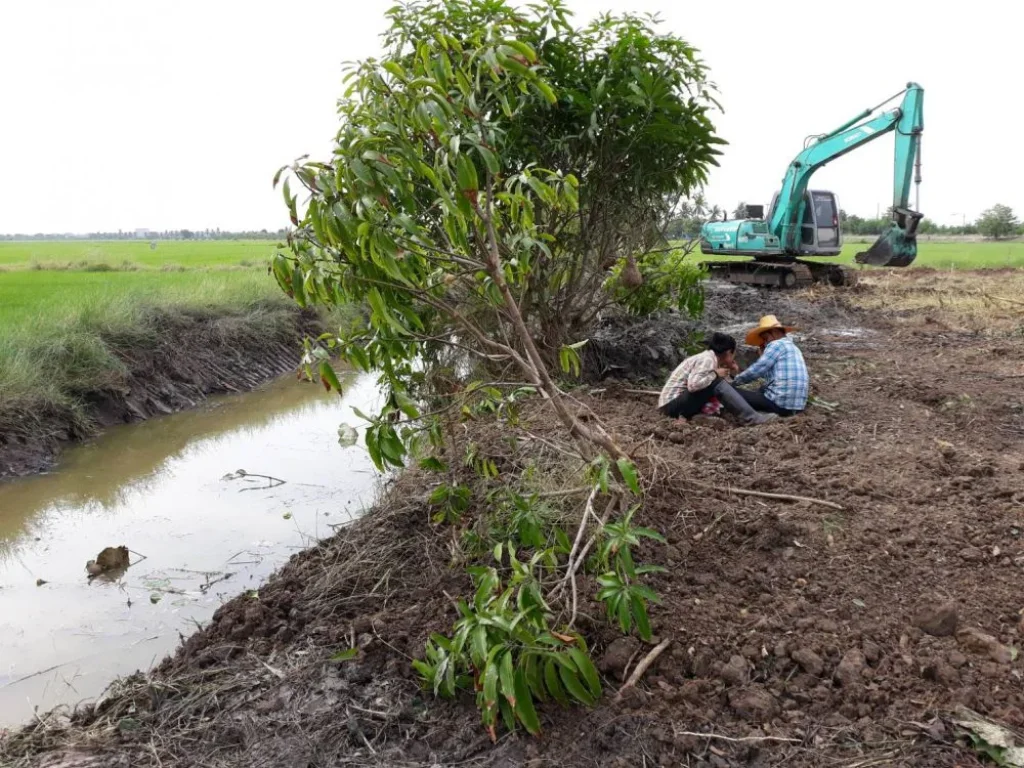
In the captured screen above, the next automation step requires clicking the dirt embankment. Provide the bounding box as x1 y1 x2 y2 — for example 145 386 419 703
4 270 1024 768
0 304 324 480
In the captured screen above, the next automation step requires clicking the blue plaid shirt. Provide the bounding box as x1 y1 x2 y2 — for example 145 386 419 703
733 336 809 411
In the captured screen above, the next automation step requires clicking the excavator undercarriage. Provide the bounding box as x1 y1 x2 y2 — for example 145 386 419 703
702 259 859 289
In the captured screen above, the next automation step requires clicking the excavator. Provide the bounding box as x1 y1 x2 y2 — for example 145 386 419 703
699 82 924 288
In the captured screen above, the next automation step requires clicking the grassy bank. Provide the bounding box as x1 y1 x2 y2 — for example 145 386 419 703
0 241 355 477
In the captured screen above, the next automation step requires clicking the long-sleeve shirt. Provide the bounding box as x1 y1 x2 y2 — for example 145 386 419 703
658 350 718 407
732 336 809 411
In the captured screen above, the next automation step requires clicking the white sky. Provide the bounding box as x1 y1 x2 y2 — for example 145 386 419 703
1 0 1020 233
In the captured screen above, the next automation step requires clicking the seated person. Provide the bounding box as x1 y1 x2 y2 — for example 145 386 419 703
732 315 809 417
658 333 778 426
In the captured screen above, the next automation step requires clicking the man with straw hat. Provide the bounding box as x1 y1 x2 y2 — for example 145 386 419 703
731 315 809 417
658 332 779 426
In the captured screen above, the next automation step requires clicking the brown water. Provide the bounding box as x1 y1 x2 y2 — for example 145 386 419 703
0 372 382 727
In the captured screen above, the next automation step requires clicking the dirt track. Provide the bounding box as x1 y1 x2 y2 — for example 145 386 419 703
4 269 1024 767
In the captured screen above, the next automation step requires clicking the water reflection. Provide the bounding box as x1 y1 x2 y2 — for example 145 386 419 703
0 372 382 725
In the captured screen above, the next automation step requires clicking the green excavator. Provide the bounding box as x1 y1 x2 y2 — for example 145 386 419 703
699 82 924 288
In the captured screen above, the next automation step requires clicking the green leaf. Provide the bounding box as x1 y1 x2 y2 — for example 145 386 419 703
498 651 516 707
616 596 631 633
393 390 421 419
631 594 652 641
513 666 542 735
498 697 516 733
524 653 547 703
616 458 641 495
291 265 306 307
319 361 343 394
482 656 499 710
544 657 569 707
329 647 359 662
455 154 478 193
477 144 500 175
634 527 667 544
567 647 601 699
471 625 489 669
630 584 661 603
557 663 595 707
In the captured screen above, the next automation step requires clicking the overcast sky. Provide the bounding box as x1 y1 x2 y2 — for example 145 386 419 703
1 0 1020 233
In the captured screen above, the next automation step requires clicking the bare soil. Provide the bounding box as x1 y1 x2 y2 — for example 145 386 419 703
4 269 1024 768
0 306 323 480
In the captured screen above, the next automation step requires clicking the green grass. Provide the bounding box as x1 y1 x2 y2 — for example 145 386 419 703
0 239 279 270
0 269 283 335
695 240 1024 271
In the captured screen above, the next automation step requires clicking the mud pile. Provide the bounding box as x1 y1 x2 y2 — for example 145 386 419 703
582 281 866 382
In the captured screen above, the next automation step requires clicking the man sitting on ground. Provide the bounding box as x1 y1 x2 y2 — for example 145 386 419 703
658 332 778 426
731 315 809 417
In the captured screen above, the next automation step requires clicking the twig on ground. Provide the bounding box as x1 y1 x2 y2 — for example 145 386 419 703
987 293 1024 308
536 486 592 499
555 491 620 609
567 493 624 588
685 479 843 510
560 486 599 628
615 638 672 700
672 730 800 745
625 389 660 396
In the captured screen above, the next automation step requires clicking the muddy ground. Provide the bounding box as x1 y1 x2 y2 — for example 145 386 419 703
4 269 1024 767
0 305 323 480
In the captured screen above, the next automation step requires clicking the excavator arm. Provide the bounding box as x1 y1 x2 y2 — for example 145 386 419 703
770 83 924 265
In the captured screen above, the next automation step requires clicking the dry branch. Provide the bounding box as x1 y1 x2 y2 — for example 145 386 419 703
615 638 672 700
672 729 800 745
685 479 843 510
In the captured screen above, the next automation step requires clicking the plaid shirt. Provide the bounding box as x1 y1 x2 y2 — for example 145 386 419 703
733 336 809 411
658 350 718 407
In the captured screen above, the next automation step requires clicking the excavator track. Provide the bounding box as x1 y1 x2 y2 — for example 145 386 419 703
705 260 859 289
704 260 814 289
795 260 860 287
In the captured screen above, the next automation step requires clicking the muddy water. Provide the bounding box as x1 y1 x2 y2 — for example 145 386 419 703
0 372 383 727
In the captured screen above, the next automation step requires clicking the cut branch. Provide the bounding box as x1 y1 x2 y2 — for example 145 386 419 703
684 479 844 510
615 638 672 700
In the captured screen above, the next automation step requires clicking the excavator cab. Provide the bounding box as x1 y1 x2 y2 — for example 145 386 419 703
767 189 843 256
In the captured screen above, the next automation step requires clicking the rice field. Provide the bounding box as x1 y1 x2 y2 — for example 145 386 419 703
0 239 279 270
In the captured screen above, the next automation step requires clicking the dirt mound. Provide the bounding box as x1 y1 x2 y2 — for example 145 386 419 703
5 273 1024 768
581 281 866 383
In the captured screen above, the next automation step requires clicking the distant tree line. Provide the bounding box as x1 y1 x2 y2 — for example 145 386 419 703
0 228 288 241
5 205 1021 243
665 202 1022 241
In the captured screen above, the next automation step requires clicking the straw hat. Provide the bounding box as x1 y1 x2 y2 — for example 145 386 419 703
744 315 797 347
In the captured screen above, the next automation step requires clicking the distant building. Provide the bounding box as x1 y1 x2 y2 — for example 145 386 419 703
134 228 153 239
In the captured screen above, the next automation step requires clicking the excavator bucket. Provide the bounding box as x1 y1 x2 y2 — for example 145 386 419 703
855 209 923 267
